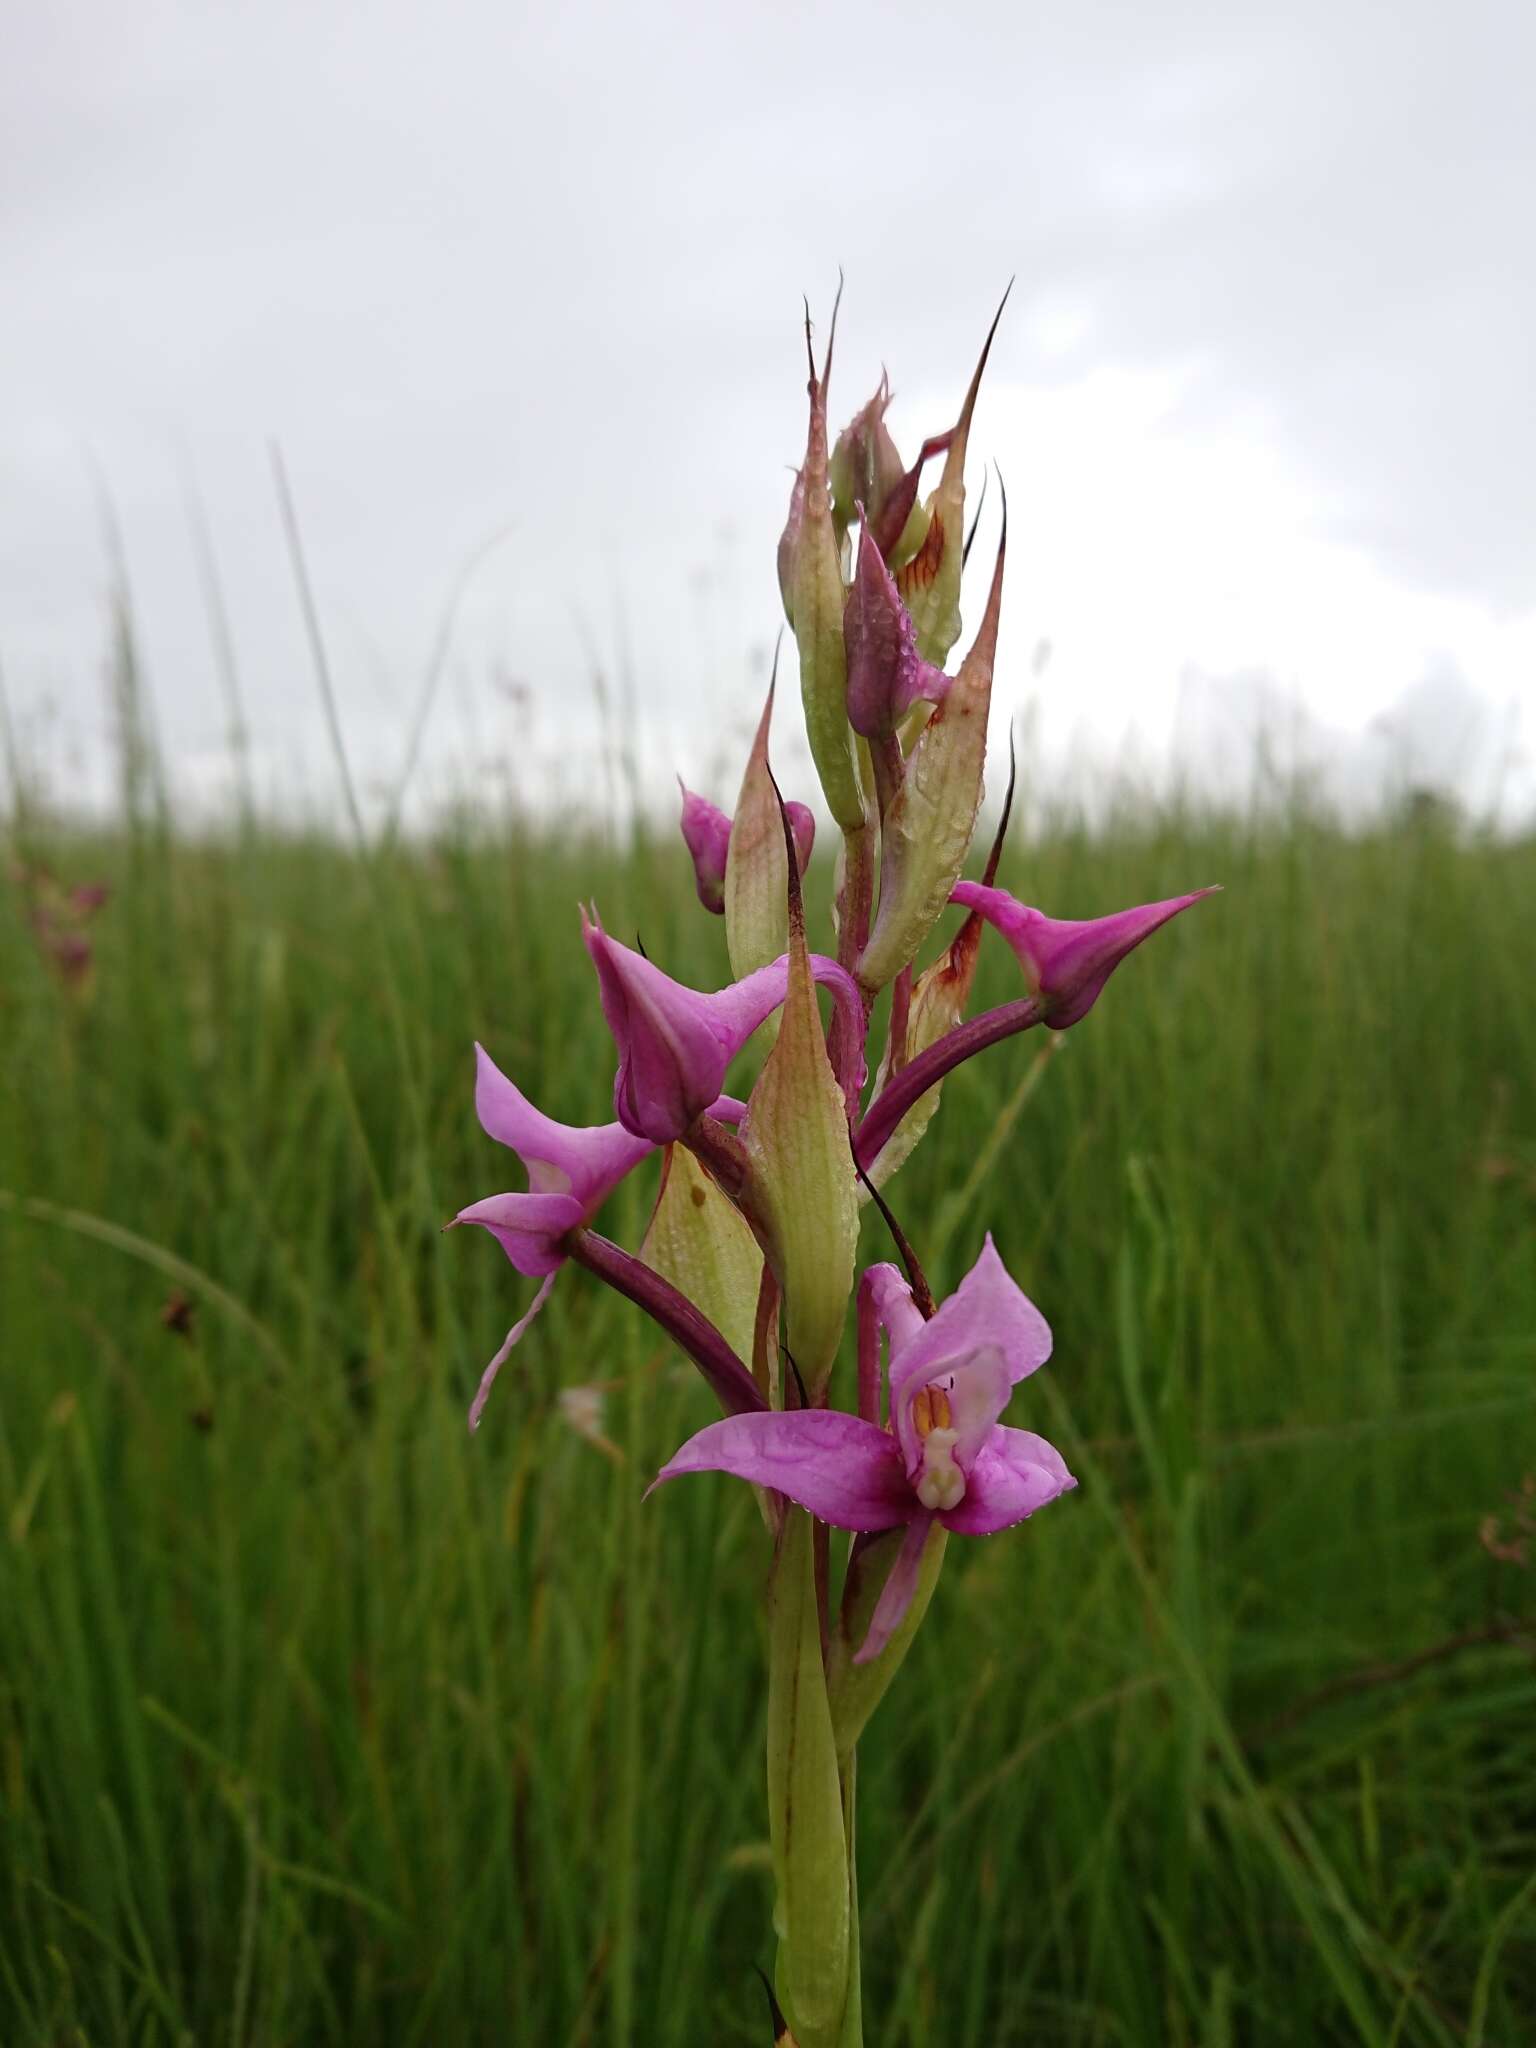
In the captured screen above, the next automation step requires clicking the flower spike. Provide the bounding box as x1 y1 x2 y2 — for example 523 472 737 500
445 291 1231 2025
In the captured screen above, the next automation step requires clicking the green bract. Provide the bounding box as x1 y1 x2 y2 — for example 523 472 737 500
640 1140 762 1369
740 887 859 1394
767 1510 851 2048
783 310 869 834
725 688 794 979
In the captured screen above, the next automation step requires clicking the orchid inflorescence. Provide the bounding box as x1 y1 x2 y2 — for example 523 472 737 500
450 289 1216 2045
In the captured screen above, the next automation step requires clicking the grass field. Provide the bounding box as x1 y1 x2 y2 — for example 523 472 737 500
2 778 1534 2044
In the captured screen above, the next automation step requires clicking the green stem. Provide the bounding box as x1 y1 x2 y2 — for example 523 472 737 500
836 1752 864 2048
830 821 876 1103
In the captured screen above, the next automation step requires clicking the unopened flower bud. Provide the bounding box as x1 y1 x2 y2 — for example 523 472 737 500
678 781 731 914
829 374 907 540
786 800 816 876
843 520 950 742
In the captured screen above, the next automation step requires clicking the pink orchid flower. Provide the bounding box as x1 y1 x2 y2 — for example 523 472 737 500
950 880 1219 1029
582 911 863 1142
650 1236 1076 1661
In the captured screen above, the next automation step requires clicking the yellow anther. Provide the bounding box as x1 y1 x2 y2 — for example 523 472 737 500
912 1383 953 1439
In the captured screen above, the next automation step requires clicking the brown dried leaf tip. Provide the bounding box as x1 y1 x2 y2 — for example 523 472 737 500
160 1288 196 1339
754 1965 799 2045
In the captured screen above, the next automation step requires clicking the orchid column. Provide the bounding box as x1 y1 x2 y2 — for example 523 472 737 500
452 290 1217 2046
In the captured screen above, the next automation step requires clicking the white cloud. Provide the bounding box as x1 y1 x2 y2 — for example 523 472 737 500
2 0 1531 826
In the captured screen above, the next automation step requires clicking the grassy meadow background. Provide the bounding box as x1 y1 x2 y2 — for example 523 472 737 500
2 707 1534 2043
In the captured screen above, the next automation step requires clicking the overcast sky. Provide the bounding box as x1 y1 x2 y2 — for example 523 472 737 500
3 0 1533 828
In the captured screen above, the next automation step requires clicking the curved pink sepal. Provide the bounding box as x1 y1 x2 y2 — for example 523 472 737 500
950 881 1219 1029
475 1044 653 1205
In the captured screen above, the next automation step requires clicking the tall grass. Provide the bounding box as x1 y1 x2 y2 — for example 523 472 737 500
1 780 1533 2043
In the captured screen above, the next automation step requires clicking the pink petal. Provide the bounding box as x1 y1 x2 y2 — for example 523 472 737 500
939 1346 1015 1470
451 1189 585 1277
939 1425 1076 1534
649 1410 913 1531
888 1236 1052 1468
474 1044 652 1209
852 1516 933 1664
467 1271 560 1433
